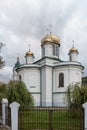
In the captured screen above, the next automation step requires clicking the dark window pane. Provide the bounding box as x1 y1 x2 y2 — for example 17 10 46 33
59 73 64 87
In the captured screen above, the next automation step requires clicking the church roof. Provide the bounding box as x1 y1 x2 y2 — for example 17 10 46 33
41 33 60 46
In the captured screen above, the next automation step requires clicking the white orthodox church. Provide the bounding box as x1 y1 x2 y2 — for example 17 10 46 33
13 33 84 106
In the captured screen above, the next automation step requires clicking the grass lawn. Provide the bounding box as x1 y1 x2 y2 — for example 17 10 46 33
18 107 83 130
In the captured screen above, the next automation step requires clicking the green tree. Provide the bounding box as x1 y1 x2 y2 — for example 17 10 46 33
6 80 34 107
82 77 87 85
0 80 34 107
65 84 86 118
66 84 87 107
0 83 7 101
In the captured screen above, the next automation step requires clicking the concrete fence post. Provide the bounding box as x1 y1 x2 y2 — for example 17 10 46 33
82 102 87 130
1 98 8 125
10 102 20 130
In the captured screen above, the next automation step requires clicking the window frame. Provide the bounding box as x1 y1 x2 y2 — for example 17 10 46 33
59 73 64 87
53 44 59 57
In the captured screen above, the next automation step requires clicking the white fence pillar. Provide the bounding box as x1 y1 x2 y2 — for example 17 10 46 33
1 98 8 125
10 102 20 130
82 102 87 130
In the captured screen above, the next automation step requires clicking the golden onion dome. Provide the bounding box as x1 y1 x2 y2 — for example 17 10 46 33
25 50 34 57
69 47 79 54
41 33 60 46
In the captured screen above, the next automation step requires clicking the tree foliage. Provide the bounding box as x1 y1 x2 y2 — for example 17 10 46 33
0 83 7 101
0 80 34 107
66 84 87 107
65 84 86 118
82 77 87 85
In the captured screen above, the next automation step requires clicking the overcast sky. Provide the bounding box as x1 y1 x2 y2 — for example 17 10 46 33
0 0 87 82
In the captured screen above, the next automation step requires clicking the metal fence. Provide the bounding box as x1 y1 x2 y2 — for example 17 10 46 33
0 102 2 123
0 102 2 117
6 106 11 127
18 106 84 130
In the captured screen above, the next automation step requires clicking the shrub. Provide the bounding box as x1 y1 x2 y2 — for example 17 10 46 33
6 80 34 107
0 80 34 107
65 84 86 118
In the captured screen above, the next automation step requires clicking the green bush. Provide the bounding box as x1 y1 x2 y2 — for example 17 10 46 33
66 84 87 107
0 83 7 101
0 80 34 107
66 84 86 118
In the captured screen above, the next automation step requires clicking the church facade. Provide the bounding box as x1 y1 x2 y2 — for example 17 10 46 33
13 33 84 106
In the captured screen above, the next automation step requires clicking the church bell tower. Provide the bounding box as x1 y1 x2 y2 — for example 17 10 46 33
41 33 60 59
25 49 34 64
68 45 79 62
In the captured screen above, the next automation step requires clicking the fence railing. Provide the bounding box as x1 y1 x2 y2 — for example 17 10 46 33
6 106 11 126
0 102 2 117
0 102 2 124
1 99 87 130
18 106 84 130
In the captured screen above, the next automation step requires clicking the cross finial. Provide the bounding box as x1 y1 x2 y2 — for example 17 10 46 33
72 40 75 47
17 53 19 57
28 44 31 51
17 53 19 60
46 28 49 35
46 24 52 35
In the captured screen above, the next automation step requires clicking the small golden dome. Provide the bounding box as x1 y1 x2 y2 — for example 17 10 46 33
25 51 34 57
41 33 60 46
69 47 79 54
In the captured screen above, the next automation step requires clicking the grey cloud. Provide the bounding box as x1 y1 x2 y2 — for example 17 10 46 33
0 0 87 82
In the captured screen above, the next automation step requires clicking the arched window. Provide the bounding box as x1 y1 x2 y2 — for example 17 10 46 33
59 73 64 87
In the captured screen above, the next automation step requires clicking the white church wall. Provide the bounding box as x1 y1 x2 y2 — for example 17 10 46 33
18 68 40 93
13 70 19 81
69 67 82 85
31 93 40 106
53 66 70 93
41 66 52 106
44 44 53 57
53 93 66 106
69 53 78 61
41 67 46 106
53 65 82 93
17 69 25 81
53 65 83 106
26 56 34 64
18 68 41 106
45 66 52 106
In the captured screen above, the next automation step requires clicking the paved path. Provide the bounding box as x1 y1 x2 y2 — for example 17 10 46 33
0 125 10 130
